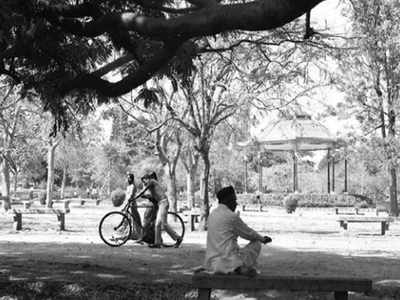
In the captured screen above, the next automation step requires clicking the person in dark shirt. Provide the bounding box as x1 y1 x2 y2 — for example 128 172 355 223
136 172 182 248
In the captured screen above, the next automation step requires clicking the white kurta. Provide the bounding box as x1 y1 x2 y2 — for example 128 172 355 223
204 204 264 274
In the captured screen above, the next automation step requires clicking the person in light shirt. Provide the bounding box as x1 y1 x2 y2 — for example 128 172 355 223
125 173 142 239
204 186 272 277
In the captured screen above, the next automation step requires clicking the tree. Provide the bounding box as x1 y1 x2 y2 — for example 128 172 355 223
119 84 183 213
0 84 43 209
0 84 22 209
168 55 243 229
337 0 400 216
0 0 325 129
55 127 96 199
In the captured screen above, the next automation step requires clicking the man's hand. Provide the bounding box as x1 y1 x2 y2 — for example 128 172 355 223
261 236 272 244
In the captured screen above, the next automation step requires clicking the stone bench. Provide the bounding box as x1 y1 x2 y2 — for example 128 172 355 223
17 200 71 213
0 198 29 208
11 208 69 231
337 217 392 235
192 272 372 300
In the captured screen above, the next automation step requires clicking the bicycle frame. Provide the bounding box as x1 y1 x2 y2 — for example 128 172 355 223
119 200 157 230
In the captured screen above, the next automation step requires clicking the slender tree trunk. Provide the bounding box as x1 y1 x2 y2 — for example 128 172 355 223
165 164 178 213
199 151 210 231
389 168 398 216
60 165 67 199
0 158 11 210
388 106 399 216
182 148 199 209
186 168 196 208
108 161 112 196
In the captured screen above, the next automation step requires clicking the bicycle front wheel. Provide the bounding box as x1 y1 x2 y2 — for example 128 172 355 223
99 211 132 247
161 212 185 247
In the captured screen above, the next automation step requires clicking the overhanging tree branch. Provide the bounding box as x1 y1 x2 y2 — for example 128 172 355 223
61 43 181 97
43 0 325 41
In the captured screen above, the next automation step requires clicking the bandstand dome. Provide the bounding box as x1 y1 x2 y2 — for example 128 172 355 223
239 114 341 151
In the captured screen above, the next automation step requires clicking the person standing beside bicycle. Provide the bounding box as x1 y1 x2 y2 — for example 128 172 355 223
125 173 143 239
136 172 182 248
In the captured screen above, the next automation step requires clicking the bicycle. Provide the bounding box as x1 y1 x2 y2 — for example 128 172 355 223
98 196 185 247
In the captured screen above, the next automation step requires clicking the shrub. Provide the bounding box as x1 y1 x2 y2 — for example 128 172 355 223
355 200 370 209
111 189 125 207
284 194 299 213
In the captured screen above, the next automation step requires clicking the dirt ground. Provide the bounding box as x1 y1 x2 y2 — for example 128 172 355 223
1 203 400 299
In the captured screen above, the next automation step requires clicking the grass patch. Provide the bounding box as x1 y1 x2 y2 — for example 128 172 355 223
0 281 199 300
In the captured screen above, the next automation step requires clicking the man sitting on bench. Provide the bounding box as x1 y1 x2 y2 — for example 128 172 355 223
204 186 272 277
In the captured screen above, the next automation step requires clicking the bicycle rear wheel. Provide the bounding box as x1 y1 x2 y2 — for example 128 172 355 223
99 211 132 247
161 212 185 247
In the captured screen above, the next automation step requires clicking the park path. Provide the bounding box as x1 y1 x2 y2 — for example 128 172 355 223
1 207 400 298
1 230 400 299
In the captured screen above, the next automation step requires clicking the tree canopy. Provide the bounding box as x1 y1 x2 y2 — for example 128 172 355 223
0 0 325 130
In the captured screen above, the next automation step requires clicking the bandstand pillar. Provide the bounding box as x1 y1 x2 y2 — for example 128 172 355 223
327 149 331 193
292 151 298 192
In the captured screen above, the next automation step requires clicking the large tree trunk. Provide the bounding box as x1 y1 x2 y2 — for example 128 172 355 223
46 140 59 208
0 158 11 210
199 152 210 231
13 171 18 196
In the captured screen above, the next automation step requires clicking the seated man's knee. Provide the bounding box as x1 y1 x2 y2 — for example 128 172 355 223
252 240 262 254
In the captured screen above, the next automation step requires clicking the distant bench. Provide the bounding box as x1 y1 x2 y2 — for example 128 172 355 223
54 198 102 206
375 206 389 216
337 216 392 235
241 204 265 212
192 272 372 300
49 198 102 208
11 208 69 231
334 207 361 215
189 208 201 231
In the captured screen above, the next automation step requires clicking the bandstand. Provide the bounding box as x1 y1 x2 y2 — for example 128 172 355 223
239 114 346 193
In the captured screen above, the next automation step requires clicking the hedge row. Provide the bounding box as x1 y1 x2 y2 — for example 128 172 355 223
236 193 365 208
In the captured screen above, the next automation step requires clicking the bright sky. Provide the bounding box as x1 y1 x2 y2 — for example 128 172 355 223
252 0 358 138
313 0 352 35
307 0 358 137
249 0 359 165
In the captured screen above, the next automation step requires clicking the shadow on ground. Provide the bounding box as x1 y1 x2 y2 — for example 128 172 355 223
1 241 400 299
